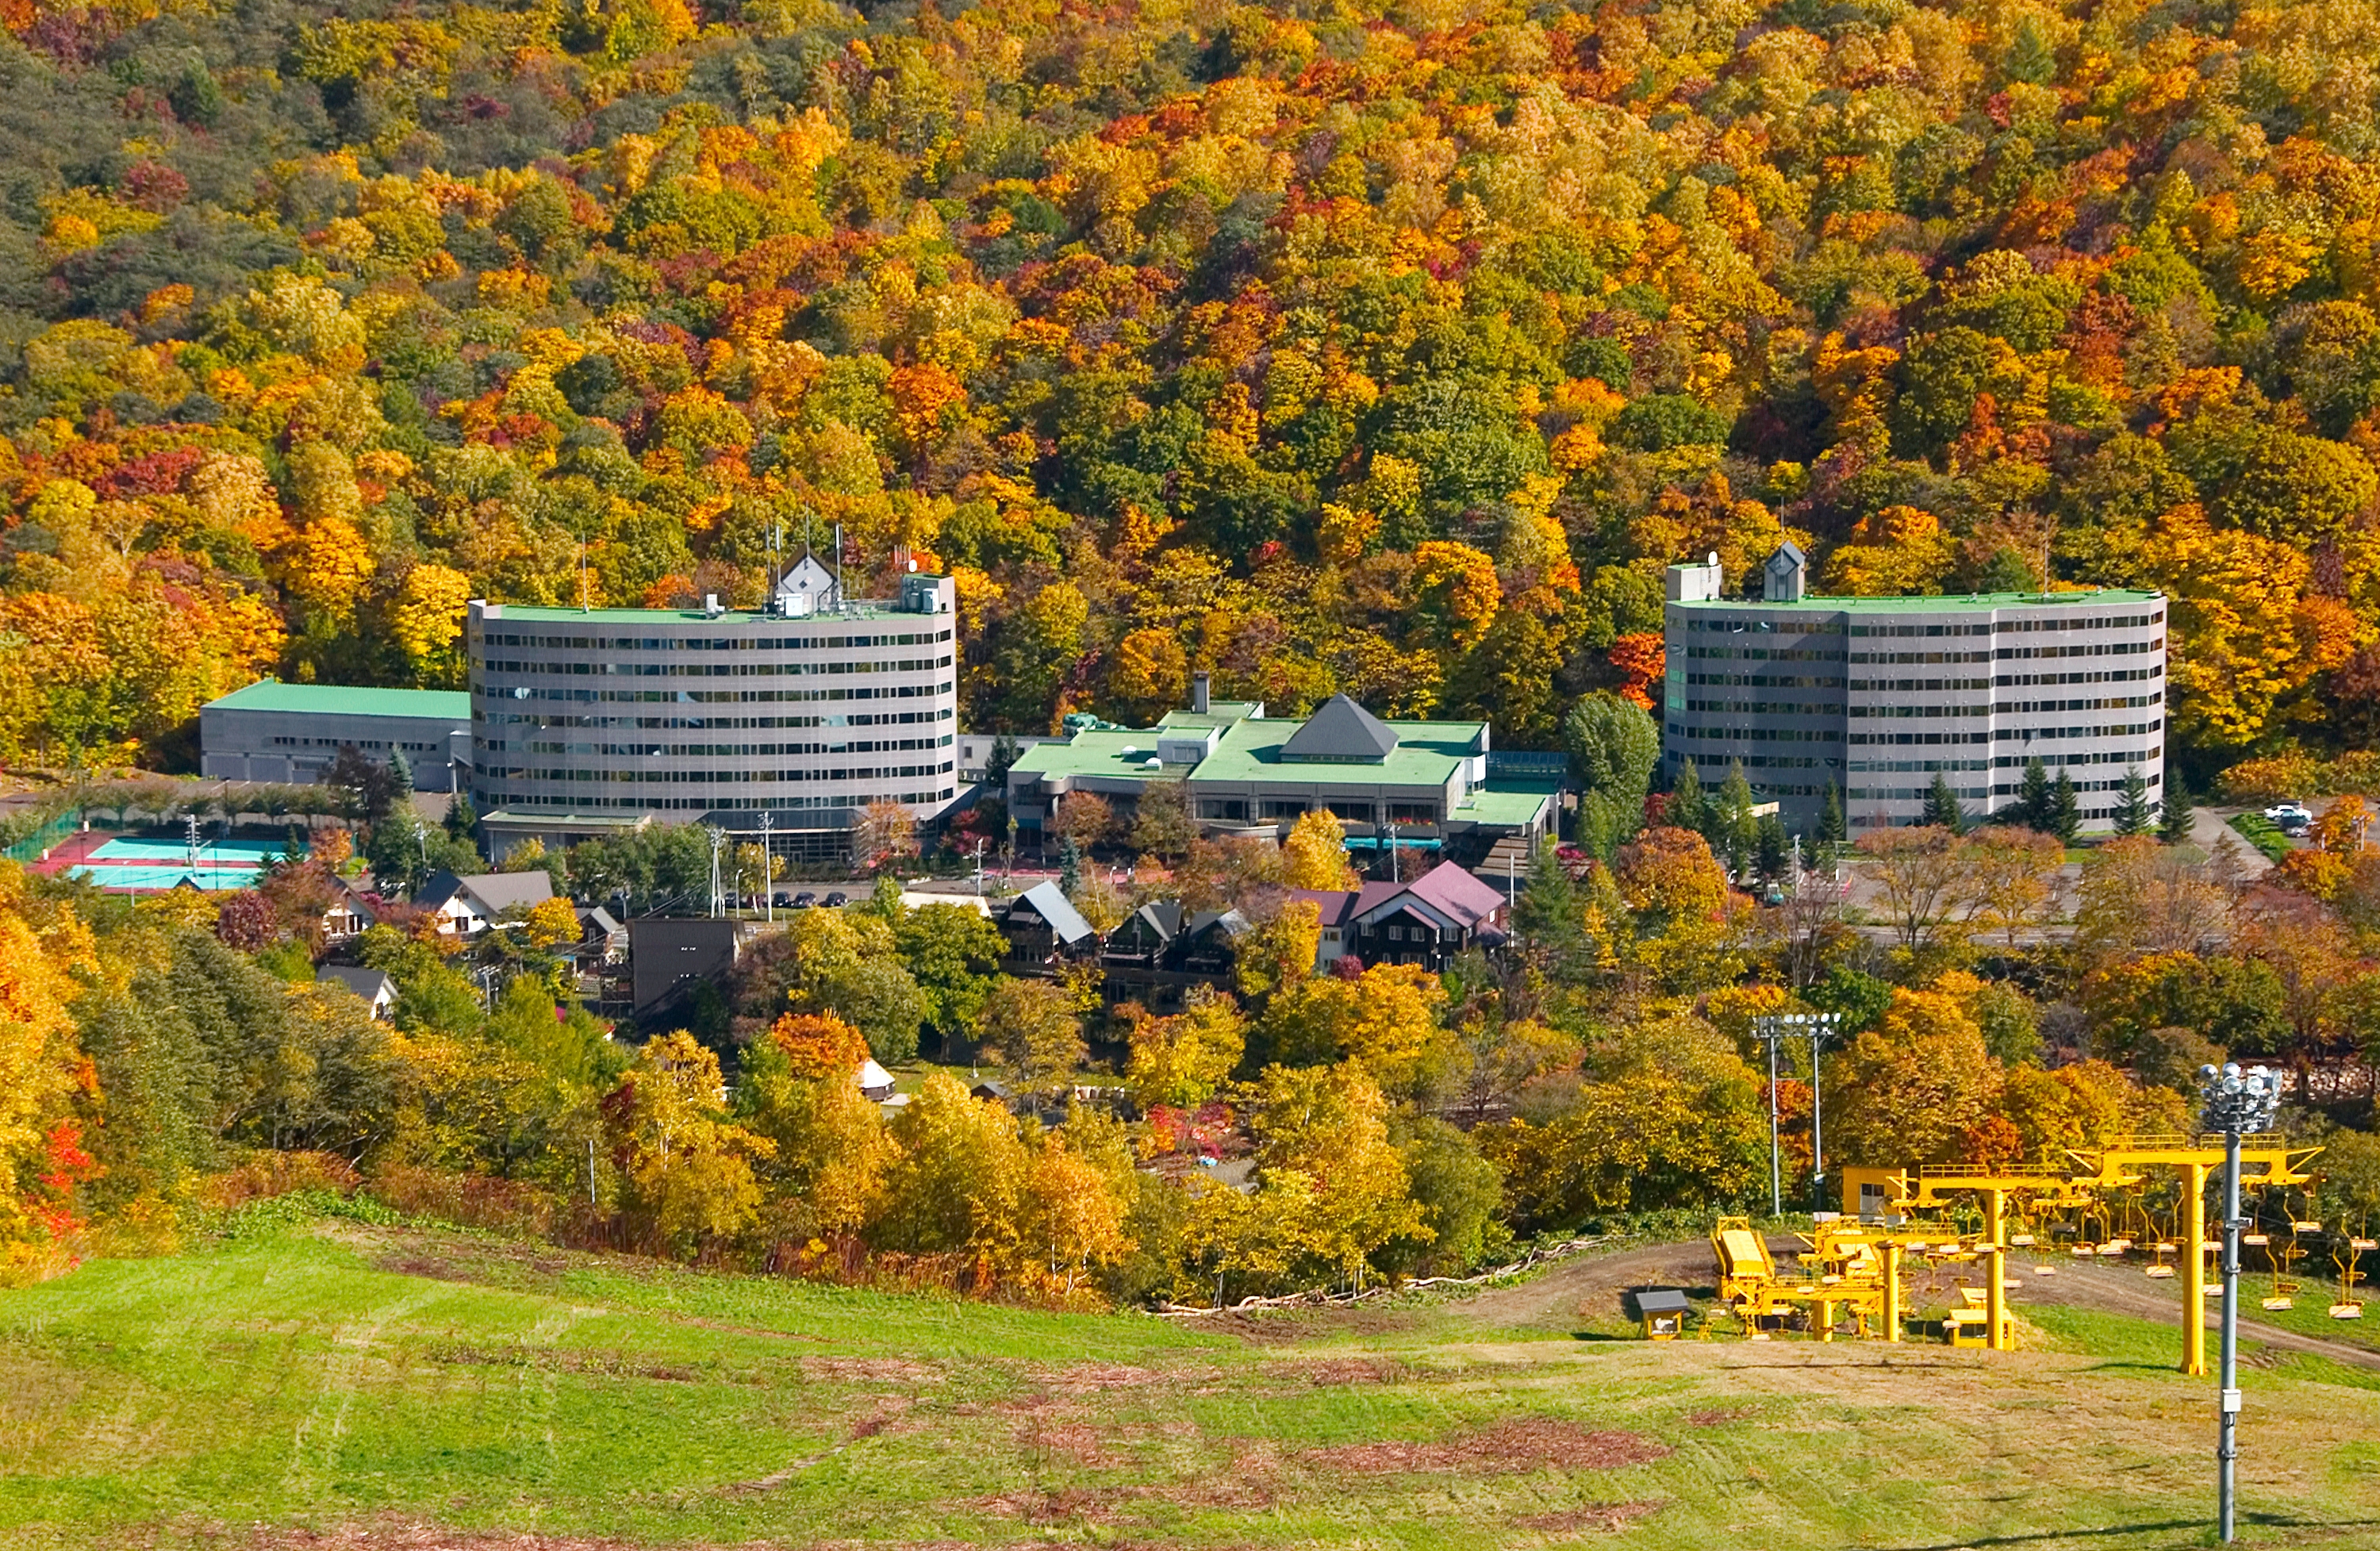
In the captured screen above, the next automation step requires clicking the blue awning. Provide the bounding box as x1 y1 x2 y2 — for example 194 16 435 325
1343 836 1442 851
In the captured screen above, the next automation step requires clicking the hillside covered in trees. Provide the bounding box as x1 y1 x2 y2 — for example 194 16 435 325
3 0 2380 773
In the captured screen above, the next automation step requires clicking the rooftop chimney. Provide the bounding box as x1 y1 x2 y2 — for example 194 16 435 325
1192 670 1211 714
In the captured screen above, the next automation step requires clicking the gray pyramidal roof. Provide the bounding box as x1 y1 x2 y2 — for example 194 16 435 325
1280 693 1399 762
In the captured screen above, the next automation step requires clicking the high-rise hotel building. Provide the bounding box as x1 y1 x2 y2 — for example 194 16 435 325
465 557 959 860
1660 546 2166 832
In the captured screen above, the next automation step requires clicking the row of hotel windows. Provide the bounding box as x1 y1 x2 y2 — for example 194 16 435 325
267 736 447 751
490 737 952 757
475 682 955 705
478 762 957 784
1684 667 2163 689
1674 749 2158 773
481 657 951 678
1672 722 2163 742
1678 687 2160 709
481 710 951 731
474 791 956 813
1127 799 1445 823
1849 697 2162 716
1680 611 2163 635
474 630 954 651
1687 640 2161 663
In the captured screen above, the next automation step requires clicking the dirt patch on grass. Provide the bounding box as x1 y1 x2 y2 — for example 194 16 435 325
973 1485 1123 1525
1302 1420 1670 1476
800 1355 941 1384
1513 1501 1664 1534
1023 1419 1116 1465
1283 1356 1411 1385
225 1523 670 1549
1687 1406 1754 1426
425 1343 706 1383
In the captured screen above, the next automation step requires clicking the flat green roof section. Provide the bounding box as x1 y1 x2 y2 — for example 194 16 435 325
1192 717 1485 788
206 681 472 720
1668 589 2161 613
1009 730 1204 782
487 602 929 624
1453 785 1558 827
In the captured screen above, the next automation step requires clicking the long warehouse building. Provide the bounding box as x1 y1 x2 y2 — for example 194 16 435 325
466 558 959 861
1661 546 2167 833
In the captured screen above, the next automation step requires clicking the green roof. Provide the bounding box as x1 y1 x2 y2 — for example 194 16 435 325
205 681 471 720
1008 730 1202 783
487 601 925 624
1668 589 2162 613
1453 784 1557 827
1189 717 1485 789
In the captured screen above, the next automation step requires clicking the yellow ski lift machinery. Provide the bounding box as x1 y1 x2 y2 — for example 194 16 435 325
1712 1215 1974 1344
2068 1134 2324 1375
2335 1219 2371 1320
2262 1189 2305 1311
1879 1163 2099 1353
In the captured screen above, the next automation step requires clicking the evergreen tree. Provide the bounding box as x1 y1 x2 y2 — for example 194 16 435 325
388 747 415 800
1756 813 1788 879
2113 766 2152 836
1511 838 1583 966
1667 758 1707 836
2159 770 2196 846
1921 772 1967 833
2016 758 2052 831
1715 761 1758 874
443 792 478 843
2051 770 2082 846
1818 780 1846 858
1058 835 1083 897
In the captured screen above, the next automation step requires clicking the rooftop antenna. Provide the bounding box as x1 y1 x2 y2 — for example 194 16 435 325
768 520 783 612
833 521 846 612
579 540 589 612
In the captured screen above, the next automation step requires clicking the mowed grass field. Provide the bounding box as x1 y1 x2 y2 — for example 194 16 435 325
5 1220 2380 1549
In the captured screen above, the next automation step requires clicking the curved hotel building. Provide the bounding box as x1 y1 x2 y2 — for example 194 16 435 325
1661 547 2166 832
466 558 959 860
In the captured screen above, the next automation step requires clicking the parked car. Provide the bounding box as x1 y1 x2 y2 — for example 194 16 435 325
772 892 793 908
823 890 849 908
790 891 816 909
2264 802 2313 829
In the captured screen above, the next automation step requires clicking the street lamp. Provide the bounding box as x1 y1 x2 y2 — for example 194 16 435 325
1752 1011 1845 1217
2199 1060 2282 1545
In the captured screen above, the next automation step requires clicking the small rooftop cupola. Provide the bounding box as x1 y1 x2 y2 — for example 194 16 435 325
1763 540 1807 602
775 553 839 616
1280 693 1398 764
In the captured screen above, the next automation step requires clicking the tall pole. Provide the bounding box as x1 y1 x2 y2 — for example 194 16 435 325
2183 1161 2209 1376
1761 1018 1783 1217
1806 1013 1840 1213
759 811 774 923
2219 1129 2243 1542
2199 1062 2279 1545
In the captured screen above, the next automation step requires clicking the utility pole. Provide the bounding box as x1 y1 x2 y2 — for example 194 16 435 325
759 811 774 923
1806 1011 1843 1210
707 826 727 919
1753 1011 1845 1214
973 837 986 898
1755 1014 1784 1216
2200 1061 2281 1544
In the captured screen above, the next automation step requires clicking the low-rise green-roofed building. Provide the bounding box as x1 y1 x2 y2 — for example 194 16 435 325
201 680 474 790
1004 672 1553 861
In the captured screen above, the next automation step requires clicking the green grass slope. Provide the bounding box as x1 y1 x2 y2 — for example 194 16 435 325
5 1223 2380 1549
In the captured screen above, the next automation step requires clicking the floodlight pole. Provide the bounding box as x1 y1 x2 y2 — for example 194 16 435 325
2199 1061 2278 1545
2218 1122 2243 1544
1754 1013 1785 1217
1806 1012 1843 1213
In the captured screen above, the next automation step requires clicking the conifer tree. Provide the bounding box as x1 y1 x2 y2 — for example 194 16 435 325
2016 758 2052 831
1817 780 1846 859
2159 770 2196 847
1667 758 1707 837
1715 761 1758 874
1922 772 1966 834
2051 770 2082 847
2113 766 2152 836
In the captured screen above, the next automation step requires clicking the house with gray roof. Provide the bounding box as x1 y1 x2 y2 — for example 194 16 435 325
415 870 555 938
999 881 1099 970
314 965 397 1019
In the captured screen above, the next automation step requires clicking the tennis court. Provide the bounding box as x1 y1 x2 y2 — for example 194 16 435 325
68 865 264 892
90 838 298 865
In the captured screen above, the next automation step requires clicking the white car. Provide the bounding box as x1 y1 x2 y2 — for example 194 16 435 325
2263 803 2313 829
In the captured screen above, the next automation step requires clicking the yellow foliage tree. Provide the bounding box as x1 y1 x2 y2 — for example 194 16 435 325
1280 808 1359 890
